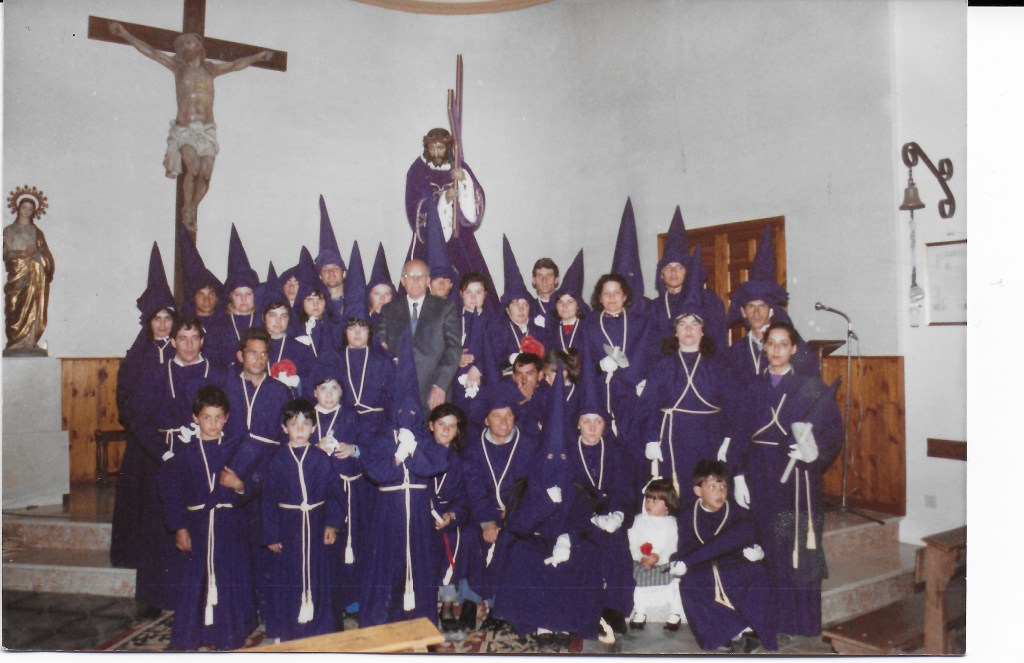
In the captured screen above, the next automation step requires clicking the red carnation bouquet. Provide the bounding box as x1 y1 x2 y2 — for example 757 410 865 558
520 335 545 357
270 359 300 388
640 542 654 557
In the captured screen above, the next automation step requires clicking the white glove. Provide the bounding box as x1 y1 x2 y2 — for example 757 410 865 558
591 511 624 533
544 533 571 567
717 437 731 462
546 486 562 504
734 475 751 509
742 544 765 562
635 379 647 397
394 428 418 462
508 352 521 366
645 441 663 461
669 560 687 576
599 355 619 374
177 422 200 444
789 422 819 462
534 314 547 328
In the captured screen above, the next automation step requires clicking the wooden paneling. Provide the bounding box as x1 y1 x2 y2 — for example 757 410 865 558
61 358 122 483
821 355 906 516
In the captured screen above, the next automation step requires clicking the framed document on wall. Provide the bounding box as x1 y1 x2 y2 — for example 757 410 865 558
926 239 966 325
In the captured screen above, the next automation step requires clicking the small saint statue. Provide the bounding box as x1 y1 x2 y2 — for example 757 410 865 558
108 22 272 233
4 186 55 355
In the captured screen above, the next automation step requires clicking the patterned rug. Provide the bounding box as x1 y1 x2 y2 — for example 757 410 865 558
95 611 581 653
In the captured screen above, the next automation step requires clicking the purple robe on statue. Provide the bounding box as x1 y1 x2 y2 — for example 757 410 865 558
405 157 496 310
726 370 842 636
159 431 257 651
126 357 225 610
261 443 346 641
674 497 778 651
359 428 449 627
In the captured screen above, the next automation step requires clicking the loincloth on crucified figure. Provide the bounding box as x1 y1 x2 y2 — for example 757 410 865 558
163 120 219 179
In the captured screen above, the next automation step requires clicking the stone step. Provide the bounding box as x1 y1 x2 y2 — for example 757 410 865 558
822 542 919 626
3 516 111 552
822 508 901 567
2 547 135 598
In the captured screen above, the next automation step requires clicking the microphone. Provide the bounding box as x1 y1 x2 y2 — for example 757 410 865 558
815 302 858 340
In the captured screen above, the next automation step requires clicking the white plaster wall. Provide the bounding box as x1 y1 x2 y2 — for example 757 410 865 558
890 0 966 543
5 0 905 360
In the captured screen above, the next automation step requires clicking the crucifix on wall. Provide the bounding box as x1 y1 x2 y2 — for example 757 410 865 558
88 0 287 301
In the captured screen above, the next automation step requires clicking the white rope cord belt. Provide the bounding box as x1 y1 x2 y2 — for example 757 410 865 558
692 500 735 610
599 311 628 434
655 353 723 494
249 433 280 446
379 439 426 612
281 444 319 624
481 429 520 567
340 473 363 564
347 348 385 415
790 467 817 568
186 502 234 624
751 393 788 447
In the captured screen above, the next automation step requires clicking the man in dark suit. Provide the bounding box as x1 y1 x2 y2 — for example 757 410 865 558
374 258 462 415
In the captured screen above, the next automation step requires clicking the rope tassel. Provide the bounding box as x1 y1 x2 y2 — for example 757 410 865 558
805 469 817 549
298 591 314 623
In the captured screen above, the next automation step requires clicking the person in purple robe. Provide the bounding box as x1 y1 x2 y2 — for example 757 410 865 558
276 247 314 337
670 460 778 653
159 386 257 651
404 128 495 312
219 327 292 624
569 380 636 643
333 317 394 439
528 257 559 331
308 361 374 625
580 273 653 456
507 353 549 436
366 243 396 331
485 235 551 382
492 370 603 644
542 348 582 444
315 196 348 321
262 398 346 641
178 222 225 328
126 316 225 614
549 249 589 353
641 266 738 497
112 243 177 570
204 225 261 369
646 209 728 353
724 226 819 382
460 386 540 632
451 271 493 416
262 300 316 399
427 403 483 633
725 322 842 637
359 332 450 628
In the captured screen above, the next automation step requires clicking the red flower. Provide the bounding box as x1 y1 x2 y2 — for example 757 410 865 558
271 359 298 378
640 542 654 556
520 335 545 357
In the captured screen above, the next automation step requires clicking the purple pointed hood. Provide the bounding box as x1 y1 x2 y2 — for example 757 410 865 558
611 197 645 302
726 226 789 327
179 223 223 315
655 206 688 295
136 242 175 324
500 234 531 306
223 224 260 295
315 195 346 272
343 241 369 322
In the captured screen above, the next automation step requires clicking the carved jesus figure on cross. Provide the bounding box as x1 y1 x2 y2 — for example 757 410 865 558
109 22 271 232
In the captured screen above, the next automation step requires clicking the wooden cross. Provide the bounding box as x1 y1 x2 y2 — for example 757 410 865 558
88 0 287 304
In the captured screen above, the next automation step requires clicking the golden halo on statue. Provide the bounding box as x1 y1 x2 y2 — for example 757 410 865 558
7 185 48 220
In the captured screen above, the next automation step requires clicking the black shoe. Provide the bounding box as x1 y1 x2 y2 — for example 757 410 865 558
480 615 509 633
458 599 478 631
531 632 555 647
553 632 573 648
601 608 628 635
714 641 736 653
739 633 761 653
629 618 646 630
663 620 681 632
136 603 162 620
439 606 459 632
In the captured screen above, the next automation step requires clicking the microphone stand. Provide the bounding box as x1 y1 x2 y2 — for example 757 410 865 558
818 305 884 525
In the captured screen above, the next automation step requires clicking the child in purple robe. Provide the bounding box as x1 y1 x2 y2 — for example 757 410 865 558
670 460 777 653
262 399 346 641
159 386 257 650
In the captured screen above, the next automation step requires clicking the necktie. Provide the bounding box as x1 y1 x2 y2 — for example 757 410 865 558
411 302 419 336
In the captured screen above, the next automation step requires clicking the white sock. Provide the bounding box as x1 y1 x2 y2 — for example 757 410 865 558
667 613 682 625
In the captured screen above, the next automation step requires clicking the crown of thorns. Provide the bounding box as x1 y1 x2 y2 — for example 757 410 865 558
7 185 48 219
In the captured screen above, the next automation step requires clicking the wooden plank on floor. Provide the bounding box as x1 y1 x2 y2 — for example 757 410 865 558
243 617 444 653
